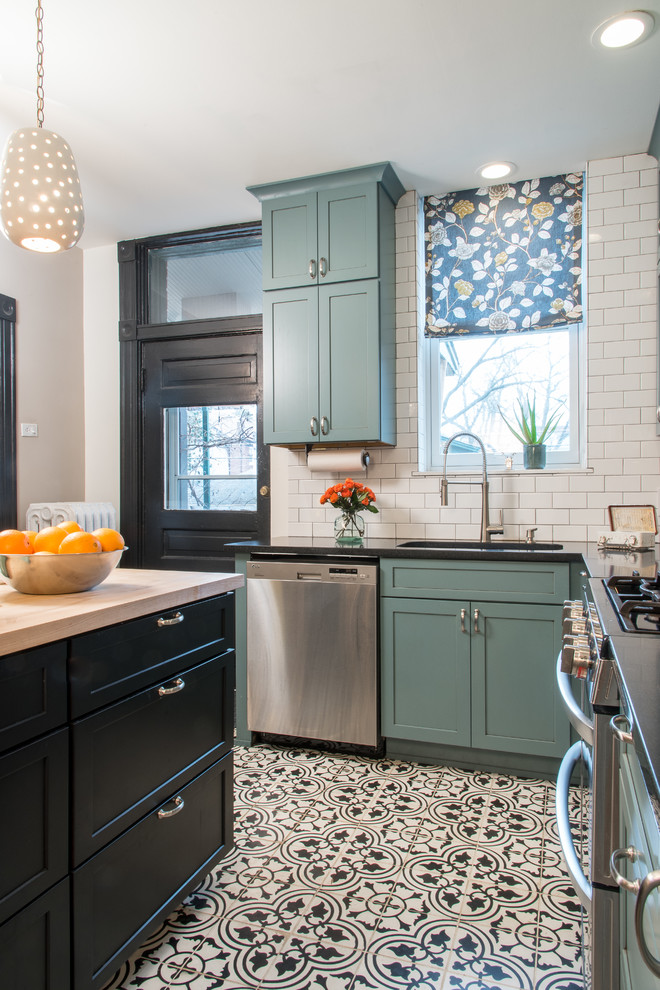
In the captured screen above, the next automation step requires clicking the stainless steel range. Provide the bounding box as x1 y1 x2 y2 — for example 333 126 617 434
557 580 619 990
557 566 660 990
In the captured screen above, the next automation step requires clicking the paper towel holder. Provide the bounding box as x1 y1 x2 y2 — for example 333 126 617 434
305 445 370 473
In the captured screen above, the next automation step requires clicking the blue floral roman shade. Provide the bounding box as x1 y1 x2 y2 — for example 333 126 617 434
424 173 583 337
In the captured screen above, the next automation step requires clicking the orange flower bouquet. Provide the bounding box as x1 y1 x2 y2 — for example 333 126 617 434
320 478 378 545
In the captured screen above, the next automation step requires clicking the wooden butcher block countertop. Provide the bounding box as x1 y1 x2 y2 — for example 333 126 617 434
0 568 243 657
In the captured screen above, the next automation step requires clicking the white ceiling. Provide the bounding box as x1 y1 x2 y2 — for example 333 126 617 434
1 0 659 249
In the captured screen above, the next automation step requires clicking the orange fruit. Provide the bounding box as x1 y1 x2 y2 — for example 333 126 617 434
23 530 38 550
34 526 67 553
58 531 103 554
0 529 33 554
57 519 82 534
92 527 125 551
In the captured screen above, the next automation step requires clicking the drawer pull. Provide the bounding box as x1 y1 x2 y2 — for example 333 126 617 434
611 713 634 745
309 259 317 279
473 608 480 633
157 611 184 627
610 846 641 893
157 795 185 819
319 256 328 277
158 677 185 697
460 608 466 633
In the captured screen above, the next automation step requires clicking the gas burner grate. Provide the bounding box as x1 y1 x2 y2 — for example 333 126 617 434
604 575 660 633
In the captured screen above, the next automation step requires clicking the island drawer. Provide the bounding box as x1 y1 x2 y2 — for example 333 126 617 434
0 642 67 753
69 592 235 717
72 753 233 990
71 651 234 864
381 558 570 605
0 728 69 925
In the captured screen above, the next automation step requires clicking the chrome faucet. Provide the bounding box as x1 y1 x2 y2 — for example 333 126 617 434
440 431 504 543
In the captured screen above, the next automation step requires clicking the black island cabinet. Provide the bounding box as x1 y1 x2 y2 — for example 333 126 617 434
0 589 236 990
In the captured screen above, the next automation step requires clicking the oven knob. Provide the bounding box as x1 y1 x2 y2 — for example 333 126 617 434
562 617 587 637
560 642 593 676
562 599 584 621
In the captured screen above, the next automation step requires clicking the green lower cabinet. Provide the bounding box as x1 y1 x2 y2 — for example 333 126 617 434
381 596 568 760
380 598 471 746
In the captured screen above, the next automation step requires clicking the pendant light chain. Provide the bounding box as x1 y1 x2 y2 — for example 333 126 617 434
35 1 45 128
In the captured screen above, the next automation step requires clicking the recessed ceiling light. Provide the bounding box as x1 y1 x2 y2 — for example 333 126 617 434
592 10 654 48
478 162 516 180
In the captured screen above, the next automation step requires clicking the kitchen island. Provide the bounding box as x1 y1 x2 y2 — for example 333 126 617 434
0 567 241 990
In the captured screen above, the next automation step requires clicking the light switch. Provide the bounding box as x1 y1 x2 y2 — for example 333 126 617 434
20 423 38 437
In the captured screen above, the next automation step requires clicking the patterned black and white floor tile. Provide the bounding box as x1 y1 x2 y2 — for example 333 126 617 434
103 744 585 990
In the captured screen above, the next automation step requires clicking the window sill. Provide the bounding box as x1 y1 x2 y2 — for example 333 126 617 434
413 465 593 477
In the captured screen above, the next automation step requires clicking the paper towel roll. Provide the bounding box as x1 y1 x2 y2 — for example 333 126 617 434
306 448 370 474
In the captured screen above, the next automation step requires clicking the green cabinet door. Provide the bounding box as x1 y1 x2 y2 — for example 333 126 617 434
619 751 660 990
263 287 319 444
317 183 379 284
318 280 381 442
262 193 318 291
470 601 568 758
381 598 471 746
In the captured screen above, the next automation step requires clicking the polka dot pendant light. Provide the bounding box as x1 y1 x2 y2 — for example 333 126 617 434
0 2 84 253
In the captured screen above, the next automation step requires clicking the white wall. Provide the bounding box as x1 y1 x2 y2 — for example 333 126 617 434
281 154 660 544
82 244 120 510
0 235 85 527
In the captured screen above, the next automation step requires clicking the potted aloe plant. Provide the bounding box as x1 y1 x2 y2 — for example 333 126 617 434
500 397 562 469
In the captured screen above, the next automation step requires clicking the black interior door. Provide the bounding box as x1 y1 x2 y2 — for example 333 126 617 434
141 331 269 571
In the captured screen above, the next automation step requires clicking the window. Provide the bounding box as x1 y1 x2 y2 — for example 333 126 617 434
164 404 258 511
421 325 584 471
148 230 262 323
419 174 585 472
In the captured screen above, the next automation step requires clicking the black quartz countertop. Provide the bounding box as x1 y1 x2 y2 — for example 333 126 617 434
230 536 590 563
231 536 660 815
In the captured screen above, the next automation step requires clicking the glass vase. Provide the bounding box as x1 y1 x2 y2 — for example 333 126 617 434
334 512 365 546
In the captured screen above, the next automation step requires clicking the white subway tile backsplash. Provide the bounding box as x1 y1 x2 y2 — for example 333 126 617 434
589 157 624 176
282 157 658 542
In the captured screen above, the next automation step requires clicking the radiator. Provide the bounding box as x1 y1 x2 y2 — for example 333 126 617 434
26 502 117 532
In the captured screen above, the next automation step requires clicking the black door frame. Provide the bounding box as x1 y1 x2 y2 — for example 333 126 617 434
118 222 266 568
0 293 17 530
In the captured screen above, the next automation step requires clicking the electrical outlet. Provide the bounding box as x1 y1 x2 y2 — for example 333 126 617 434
20 423 38 437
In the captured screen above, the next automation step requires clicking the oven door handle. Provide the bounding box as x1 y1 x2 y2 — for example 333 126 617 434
556 740 593 910
556 654 594 746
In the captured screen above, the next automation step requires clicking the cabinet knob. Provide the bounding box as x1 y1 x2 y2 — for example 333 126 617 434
319 257 328 277
309 259 317 279
260 485 270 497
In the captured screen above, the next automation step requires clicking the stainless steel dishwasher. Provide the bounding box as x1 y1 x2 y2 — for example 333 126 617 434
246 558 378 747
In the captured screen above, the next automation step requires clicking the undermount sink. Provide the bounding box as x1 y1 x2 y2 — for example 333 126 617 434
397 540 563 551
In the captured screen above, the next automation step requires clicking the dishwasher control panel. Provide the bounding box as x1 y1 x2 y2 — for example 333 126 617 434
246 559 377 585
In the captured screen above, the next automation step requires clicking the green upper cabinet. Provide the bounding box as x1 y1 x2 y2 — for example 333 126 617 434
249 162 404 446
251 164 403 291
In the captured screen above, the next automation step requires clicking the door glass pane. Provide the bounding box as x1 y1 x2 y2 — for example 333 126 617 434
148 235 262 323
164 405 257 511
